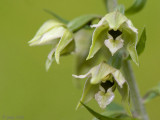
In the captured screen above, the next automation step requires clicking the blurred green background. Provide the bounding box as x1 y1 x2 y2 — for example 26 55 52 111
0 0 159 120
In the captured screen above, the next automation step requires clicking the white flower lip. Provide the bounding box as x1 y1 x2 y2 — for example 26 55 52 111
95 88 115 109
104 37 124 55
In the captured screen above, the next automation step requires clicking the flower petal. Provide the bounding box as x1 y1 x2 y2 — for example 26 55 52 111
104 11 128 31
87 20 109 60
76 78 99 109
72 72 90 79
45 48 56 71
28 20 64 46
55 29 73 64
104 38 124 55
95 88 115 109
117 82 130 102
121 20 139 66
90 62 115 84
112 70 126 88
39 27 65 45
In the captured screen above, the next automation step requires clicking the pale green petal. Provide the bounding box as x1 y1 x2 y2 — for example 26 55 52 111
104 37 124 55
104 11 128 31
55 30 73 64
28 20 64 45
95 88 115 109
72 72 90 79
90 62 115 84
87 20 109 60
112 70 126 88
45 58 54 71
38 27 66 45
76 78 99 109
117 82 130 102
127 42 139 66
45 48 56 71
29 27 65 46
121 20 139 65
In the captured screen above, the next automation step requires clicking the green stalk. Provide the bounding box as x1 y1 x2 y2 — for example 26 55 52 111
122 60 149 120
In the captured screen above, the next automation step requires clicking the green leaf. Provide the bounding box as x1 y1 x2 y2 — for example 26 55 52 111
67 15 100 32
106 102 125 112
44 9 68 24
125 0 147 15
93 103 132 120
143 83 160 104
76 78 99 109
136 27 146 56
55 30 73 64
107 48 127 69
81 102 116 120
81 102 138 120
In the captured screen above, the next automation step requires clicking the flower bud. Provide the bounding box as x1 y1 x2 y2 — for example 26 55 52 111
28 19 74 69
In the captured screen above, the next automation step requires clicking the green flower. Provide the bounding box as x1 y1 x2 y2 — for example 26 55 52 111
73 62 129 109
87 11 139 65
28 19 74 70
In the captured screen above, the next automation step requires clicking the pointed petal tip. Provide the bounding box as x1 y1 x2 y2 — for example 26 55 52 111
90 79 98 85
72 74 79 78
55 52 60 64
136 61 139 67
86 57 90 61
86 54 92 61
76 102 81 110
55 57 60 64
72 73 89 79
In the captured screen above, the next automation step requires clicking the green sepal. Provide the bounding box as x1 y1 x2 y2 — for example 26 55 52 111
136 27 146 56
143 83 160 104
46 40 75 71
125 0 147 15
28 20 65 46
55 29 73 64
121 21 139 66
127 27 146 60
116 82 130 102
67 15 100 32
87 22 108 60
44 9 68 24
103 11 127 31
76 78 99 109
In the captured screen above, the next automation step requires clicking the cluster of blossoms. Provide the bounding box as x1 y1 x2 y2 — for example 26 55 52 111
29 11 138 109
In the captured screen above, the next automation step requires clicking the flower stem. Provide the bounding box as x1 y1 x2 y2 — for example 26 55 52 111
122 60 149 120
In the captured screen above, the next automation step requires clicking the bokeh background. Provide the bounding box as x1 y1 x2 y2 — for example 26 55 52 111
0 0 159 120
